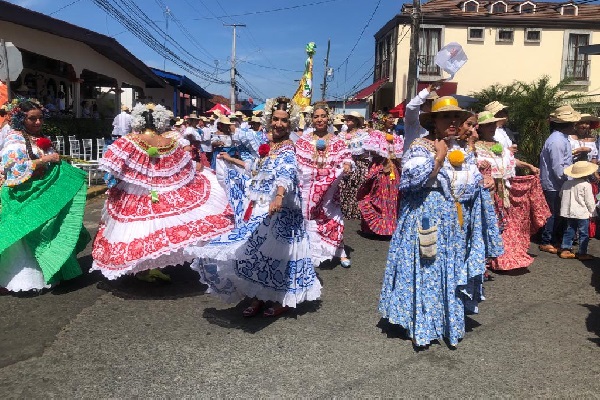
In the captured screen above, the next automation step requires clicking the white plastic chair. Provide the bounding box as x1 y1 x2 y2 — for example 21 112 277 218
81 139 93 161
95 138 106 160
69 139 81 159
54 136 65 154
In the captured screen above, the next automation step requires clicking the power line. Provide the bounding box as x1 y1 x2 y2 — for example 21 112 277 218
238 60 303 73
92 0 228 85
335 0 382 70
49 0 83 16
189 0 344 20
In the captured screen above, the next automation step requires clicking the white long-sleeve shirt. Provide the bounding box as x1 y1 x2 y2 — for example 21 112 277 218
403 88 431 152
560 178 596 219
111 111 132 137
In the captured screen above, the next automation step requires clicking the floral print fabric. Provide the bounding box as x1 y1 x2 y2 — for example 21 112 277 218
378 139 503 346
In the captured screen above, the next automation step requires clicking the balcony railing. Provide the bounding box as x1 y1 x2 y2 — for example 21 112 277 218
563 59 590 81
418 54 441 76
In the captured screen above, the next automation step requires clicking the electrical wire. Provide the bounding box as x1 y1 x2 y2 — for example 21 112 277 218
189 0 344 20
49 0 83 16
335 0 382 70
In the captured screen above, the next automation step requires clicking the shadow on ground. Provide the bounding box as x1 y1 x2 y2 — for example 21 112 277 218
202 300 322 334
580 258 600 345
96 264 208 300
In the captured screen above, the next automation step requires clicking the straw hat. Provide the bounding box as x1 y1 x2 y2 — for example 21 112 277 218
419 96 472 128
564 161 598 178
549 105 581 123
174 118 184 127
426 91 440 101
477 110 506 125
344 111 365 125
580 113 600 122
333 117 344 126
121 104 130 112
199 116 209 122
188 112 199 120
218 115 233 125
252 110 264 117
249 116 262 124
235 111 244 117
485 101 508 116
212 109 222 116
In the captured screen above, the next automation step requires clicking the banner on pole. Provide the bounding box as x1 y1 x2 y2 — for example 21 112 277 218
292 42 316 108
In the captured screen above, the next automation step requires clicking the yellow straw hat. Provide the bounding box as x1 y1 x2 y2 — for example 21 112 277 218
419 96 472 129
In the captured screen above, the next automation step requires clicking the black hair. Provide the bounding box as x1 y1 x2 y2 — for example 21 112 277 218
143 110 156 130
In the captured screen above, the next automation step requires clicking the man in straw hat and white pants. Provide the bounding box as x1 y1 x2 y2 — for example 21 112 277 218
538 105 581 254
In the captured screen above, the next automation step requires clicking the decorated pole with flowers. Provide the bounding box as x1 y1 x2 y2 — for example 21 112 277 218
292 42 316 109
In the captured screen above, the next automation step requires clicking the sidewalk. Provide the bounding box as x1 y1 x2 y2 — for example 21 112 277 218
86 184 107 200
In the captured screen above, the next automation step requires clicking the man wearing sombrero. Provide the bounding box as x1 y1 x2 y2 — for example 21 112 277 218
538 105 580 254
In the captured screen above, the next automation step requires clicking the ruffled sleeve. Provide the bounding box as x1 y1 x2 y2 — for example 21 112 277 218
1 131 36 187
274 148 298 194
399 143 434 193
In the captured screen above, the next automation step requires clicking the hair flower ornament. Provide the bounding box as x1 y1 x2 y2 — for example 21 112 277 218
447 149 465 167
385 133 395 143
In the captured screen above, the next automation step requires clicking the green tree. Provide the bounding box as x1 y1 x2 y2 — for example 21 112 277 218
470 76 592 166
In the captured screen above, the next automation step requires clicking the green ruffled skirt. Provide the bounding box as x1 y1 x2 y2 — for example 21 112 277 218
0 161 90 288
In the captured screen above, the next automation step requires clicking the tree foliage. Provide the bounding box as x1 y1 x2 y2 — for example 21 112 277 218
470 76 593 166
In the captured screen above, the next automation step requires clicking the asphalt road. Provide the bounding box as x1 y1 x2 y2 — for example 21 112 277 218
0 195 599 397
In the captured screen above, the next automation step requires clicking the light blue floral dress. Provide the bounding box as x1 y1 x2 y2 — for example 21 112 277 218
186 142 321 307
378 139 503 347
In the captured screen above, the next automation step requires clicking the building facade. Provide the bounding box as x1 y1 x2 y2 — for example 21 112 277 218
373 0 600 110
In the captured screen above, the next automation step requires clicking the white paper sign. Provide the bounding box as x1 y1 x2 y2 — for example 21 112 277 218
434 42 468 80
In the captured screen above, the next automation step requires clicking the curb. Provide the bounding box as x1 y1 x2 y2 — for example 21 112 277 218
86 185 107 200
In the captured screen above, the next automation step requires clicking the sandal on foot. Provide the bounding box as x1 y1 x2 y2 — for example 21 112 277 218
263 305 289 317
242 300 264 317
340 258 351 268
136 272 156 283
149 269 171 282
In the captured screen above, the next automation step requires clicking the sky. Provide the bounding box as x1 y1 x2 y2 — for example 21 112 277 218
7 0 403 102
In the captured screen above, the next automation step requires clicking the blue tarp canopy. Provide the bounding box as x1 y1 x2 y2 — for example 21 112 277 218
253 103 265 111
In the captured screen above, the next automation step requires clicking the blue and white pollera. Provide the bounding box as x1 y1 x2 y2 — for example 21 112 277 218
315 139 326 151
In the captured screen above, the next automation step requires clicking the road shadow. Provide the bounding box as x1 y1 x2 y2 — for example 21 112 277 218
376 318 444 351
491 268 531 277
580 258 600 345
95 264 208 300
202 300 322 334
51 254 103 295
356 230 392 241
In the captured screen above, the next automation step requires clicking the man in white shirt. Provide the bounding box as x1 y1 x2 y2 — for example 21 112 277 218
198 116 212 162
111 105 132 140
184 113 203 143
403 80 443 152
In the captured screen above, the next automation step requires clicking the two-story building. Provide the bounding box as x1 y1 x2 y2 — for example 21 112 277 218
372 0 600 110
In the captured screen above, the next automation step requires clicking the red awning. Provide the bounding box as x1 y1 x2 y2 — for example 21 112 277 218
416 81 457 96
389 100 406 118
353 77 388 100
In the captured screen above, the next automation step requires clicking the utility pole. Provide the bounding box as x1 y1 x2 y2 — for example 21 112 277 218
163 6 170 71
321 39 330 101
225 23 246 113
406 0 421 99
